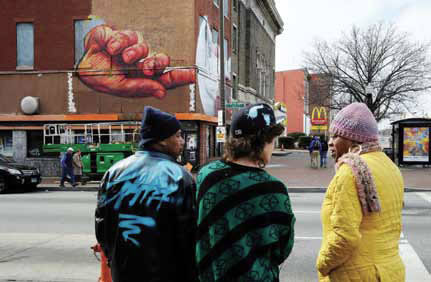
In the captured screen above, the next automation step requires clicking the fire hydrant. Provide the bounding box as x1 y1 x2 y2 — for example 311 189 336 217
91 244 112 282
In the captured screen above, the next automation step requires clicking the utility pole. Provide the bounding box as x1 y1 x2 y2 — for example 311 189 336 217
219 0 225 126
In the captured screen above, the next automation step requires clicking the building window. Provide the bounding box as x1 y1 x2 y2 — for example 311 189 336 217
212 28 219 73
232 25 238 53
224 38 229 79
213 0 219 8
16 23 34 69
0 131 13 157
224 0 229 18
212 28 219 46
27 130 44 158
75 20 88 66
232 74 238 99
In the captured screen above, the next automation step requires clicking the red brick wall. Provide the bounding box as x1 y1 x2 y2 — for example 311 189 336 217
0 0 91 71
275 70 305 133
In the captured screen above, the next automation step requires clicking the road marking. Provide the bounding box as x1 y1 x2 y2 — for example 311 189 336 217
296 233 431 281
399 242 431 281
295 236 322 240
416 192 431 204
266 164 288 168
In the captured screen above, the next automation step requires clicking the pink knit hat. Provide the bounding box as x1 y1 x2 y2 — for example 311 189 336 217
330 103 378 143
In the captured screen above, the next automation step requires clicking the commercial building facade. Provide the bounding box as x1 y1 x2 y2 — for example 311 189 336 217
0 0 282 175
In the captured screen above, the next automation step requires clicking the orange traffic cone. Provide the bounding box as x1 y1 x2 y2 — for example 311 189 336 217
91 244 112 282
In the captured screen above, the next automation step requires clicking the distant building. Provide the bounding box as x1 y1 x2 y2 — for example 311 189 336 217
232 0 283 105
275 69 309 134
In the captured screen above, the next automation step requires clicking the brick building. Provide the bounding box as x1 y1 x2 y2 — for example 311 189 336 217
275 70 332 136
231 0 283 105
0 0 282 176
275 69 310 134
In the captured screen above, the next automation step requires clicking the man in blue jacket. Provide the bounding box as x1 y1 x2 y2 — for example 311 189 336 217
60 147 77 188
95 106 197 282
309 136 321 169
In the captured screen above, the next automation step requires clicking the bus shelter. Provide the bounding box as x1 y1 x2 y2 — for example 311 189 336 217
391 118 431 166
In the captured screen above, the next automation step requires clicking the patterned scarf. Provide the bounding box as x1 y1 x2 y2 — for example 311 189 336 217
336 141 382 215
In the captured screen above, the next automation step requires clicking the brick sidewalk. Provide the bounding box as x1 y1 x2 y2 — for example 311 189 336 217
268 150 431 190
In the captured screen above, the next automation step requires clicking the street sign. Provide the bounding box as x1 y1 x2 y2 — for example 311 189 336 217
216 126 226 143
226 102 245 108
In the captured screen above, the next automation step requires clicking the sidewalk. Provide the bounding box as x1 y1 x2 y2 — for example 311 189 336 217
37 150 431 192
269 149 431 192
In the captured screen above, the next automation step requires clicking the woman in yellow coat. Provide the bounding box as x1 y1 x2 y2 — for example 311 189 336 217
317 103 405 282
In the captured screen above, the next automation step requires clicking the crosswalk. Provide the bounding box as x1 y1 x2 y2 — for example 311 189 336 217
295 192 431 282
294 232 431 281
399 231 431 282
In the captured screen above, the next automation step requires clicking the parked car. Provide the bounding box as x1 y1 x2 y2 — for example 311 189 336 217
0 154 41 193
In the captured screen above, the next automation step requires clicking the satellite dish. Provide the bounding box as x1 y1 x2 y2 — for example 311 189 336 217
20 96 40 115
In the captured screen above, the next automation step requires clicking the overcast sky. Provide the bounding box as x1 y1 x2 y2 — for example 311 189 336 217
274 0 431 117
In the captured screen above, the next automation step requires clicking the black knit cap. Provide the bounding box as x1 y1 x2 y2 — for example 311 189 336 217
230 103 276 138
140 106 181 147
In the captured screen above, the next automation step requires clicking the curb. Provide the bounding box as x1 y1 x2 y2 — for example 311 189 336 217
36 185 431 193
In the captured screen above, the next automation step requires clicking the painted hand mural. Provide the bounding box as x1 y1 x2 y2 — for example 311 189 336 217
77 25 196 99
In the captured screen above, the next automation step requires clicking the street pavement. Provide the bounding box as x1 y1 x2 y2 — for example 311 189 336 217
280 192 431 281
1 191 430 281
37 150 431 192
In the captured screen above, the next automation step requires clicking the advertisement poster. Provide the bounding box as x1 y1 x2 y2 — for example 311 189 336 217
216 127 226 143
403 127 429 162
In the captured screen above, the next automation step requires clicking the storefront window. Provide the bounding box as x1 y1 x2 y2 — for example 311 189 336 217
0 131 13 157
27 130 44 158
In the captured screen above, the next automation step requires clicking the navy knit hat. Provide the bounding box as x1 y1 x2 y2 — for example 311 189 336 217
230 103 276 138
140 106 181 147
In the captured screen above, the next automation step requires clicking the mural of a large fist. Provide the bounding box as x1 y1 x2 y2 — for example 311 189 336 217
77 25 196 99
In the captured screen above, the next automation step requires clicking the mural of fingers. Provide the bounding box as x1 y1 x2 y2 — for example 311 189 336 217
122 43 150 64
158 69 197 89
106 30 141 56
137 53 170 77
84 25 114 52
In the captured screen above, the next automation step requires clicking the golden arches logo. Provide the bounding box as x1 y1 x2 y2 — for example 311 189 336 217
311 107 328 125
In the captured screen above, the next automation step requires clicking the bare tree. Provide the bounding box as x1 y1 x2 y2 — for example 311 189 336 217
304 23 431 121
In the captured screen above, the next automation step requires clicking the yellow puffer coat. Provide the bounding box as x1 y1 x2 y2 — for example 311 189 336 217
317 152 405 282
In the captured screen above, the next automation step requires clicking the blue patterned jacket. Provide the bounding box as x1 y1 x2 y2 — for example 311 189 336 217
95 150 197 282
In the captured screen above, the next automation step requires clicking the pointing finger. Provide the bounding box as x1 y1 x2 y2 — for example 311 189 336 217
137 53 170 76
158 69 196 89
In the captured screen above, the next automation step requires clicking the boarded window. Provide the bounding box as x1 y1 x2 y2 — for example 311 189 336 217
74 20 88 66
16 23 34 68
232 25 237 53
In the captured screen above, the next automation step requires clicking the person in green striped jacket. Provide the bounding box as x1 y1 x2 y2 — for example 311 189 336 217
196 103 296 282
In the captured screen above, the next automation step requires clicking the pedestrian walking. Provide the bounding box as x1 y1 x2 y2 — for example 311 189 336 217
317 103 405 281
320 137 328 168
72 149 83 185
309 136 321 168
60 147 76 188
195 103 295 282
95 106 197 282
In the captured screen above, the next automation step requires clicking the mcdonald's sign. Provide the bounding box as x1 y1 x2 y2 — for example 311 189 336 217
311 106 328 126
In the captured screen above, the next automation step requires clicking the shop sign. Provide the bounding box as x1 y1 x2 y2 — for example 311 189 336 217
311 106 328 125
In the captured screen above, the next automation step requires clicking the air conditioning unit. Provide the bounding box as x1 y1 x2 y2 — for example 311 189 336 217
20 96 40 115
